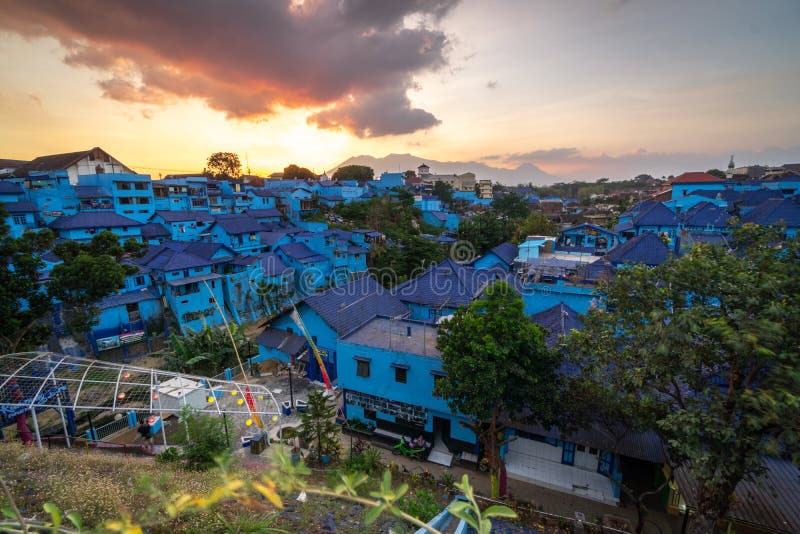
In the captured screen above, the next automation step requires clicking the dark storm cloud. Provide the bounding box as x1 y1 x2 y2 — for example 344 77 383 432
0 0 459 136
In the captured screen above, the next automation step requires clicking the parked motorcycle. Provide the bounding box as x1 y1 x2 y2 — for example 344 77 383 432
392 436 430 459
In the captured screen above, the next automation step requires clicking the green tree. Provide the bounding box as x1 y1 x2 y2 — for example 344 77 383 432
283 164 317 181
0 207 56 352
706 168 726 179
299 390 340 461
164 323 248 376
435 281 560 497
490 192 529 221
177 405 232 471
332 165 374 182
85 230 124 259
206 152 242 179
513 211 557 243
48 253 131 336
566 225 800 534
457 212 511 255
431 181 454 203
403 170 417 181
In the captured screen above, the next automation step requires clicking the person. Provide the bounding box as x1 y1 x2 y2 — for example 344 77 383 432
411 435 427 449
137 419 154 452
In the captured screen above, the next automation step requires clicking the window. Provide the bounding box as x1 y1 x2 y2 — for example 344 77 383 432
209 298 214 304
394 367 407 383
119 197 133 204
136 197 150 204
589 447 598 455
577 445 586 452
357 359 370 378
134 276 145 286
12 215 26 225
134 182 149 190
116 182 132 190
364 409 376 420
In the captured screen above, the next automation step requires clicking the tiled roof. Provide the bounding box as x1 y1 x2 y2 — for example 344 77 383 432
741 198 800 227
154 210 215 223
256 327 307 356
303 276 409 336
633 203 679 227
737 189 783 207
529 303 583 348
245 208 282 218
181 242 234 261
166 272 223 287
249 189 280 198
426 211 449 221
13 147 133 177
135 242 232 271
211 215 264 235
140 223 170 239
74 186 112 199
260 230 293 247
486 242 519 266
320 194 345 202
260 252 290 276
670 172 723 184
97 287 160 310
682 201 729 227
674 457 799 534
0 181 24 195
395 258 490 308
560 223 618 236
48 212 143 230
3 201 39 214
604 232 671 266
277 243 328 263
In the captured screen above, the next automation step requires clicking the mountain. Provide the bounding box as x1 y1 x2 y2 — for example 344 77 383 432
330 153 561 185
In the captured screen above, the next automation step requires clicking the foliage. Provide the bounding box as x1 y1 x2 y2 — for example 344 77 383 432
397 490 439 523
432 181 454 203
206 152 242 179
48 252 130 335
0 209 56 352
124 237 148 257
513 211 558 243
341 448 383 476
212 512 286 533
566 225 800 534
283 164 316 181
706 168 726 178
164 323 249 376
490 192 529 221
449 474 517 534
155 447 182 464
299 390 340 460
332 164 374 182
456 212 512 255
435 281 560 496
177 406 232 471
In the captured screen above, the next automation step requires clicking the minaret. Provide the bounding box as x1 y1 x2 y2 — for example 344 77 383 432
726 155 735 179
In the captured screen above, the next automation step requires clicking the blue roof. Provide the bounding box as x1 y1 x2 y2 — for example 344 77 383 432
166 272 223 287
634 203 679 227
277 243 328 263
425 211 449 221
140 223 170 238
303 276 409 336
245 208 282 218
604 232 671 266
529 303 583 348
260 230 293 247
48 212 143 230
135 242 233 271
0 181 24 195
97 287 160 310
74 185 112 199
3 201 39 214
682 202 729 227
741 198 800 227
211 215 264 235
320 194 345 202
154 210 215 223
560 223 618 236
249 189 279 197
395 258 491 308
737 189 783 207
347 245 368 255
256 328 307 356
260 252 290 276
486 242 518 266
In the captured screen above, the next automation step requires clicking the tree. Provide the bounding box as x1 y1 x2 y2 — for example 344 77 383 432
0 206 56 352
566 225 800 534
431 181 454 204
490 192 529 221
206 152 242 179
48 253 130 335
706 168 726 179
513 211 557 243
177 405 231 471
435 281 560 497
283 164 316 181
403 170 417 181
299 390 340 462
331 165 374 182
164 323 249 376
457 212 511 255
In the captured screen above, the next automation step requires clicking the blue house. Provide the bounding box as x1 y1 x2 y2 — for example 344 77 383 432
421 210 460 231
140 223 171 245
681 202 730 233
3 201 40 238
251 252 296 316
247 189 279 211
152 176 209 212
604 232 672 267
244 208 282 224
276 242 332 293
0 181 26 203
471 242 518 272
48 212 143 243
375 172 405 190
338 317 477 454
206 214 266 254
151 210 215 241
631 203 680 243
556 224 621 256
12 171 78 223
257 276 408 384
76 173 154 223
741 198 800 237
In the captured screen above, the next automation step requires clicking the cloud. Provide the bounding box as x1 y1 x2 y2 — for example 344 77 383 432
0 0 459 137
486 80 498 89
501 147 580 163
27 94 43 108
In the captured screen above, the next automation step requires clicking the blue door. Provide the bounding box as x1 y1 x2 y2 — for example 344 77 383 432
561 441 575 465
598 451 613 476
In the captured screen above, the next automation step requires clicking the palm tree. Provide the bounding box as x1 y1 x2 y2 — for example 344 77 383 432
163 323 248 377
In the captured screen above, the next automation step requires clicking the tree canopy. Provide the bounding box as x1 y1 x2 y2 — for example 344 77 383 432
456 212 512 255
435 281 560 496
331 165 374 182
283 164 317 181
566 225 800 534
490 192 529 221
164 323 249 377
432 181 454 203
206 152 242 179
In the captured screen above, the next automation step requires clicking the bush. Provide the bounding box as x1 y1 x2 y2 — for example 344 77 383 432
341 448 383 475
155 447 181 464
178 406 231 471
398 490 439 523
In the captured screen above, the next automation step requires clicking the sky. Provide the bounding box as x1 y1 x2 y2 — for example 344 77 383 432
1 0 799 182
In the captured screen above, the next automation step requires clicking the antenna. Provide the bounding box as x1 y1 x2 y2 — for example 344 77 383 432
245 153 251 175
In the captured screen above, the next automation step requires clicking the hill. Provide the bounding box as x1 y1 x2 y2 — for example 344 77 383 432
331 153 561 186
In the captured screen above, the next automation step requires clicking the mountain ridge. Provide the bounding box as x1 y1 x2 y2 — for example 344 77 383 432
330 153 561 185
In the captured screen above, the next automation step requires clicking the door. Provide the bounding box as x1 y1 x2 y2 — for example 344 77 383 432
561 441 576 465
